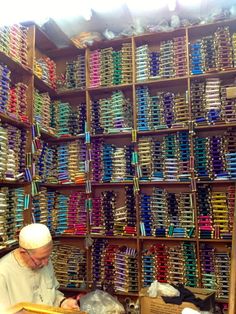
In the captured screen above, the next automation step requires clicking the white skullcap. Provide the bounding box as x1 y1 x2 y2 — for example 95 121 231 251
19 223 52 249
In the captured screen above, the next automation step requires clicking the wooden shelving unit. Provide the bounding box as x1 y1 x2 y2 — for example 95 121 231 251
35 19 236 313
1 19 236 313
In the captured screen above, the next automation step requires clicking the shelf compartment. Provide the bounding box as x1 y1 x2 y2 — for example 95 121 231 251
0 51 32 75
40 183 86 188
57 88 86 99
0 112 31 129
34 75 57 97
139 236 196 241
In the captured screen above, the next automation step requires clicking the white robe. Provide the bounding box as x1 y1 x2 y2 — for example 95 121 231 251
0 250 64 310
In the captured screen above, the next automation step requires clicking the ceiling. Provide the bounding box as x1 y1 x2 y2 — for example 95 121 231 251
39 0 236 49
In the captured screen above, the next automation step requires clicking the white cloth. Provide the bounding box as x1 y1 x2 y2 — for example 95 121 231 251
182 309 201 314
0 251 64 310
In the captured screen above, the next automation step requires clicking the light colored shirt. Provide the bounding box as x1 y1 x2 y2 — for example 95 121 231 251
0 251 64 310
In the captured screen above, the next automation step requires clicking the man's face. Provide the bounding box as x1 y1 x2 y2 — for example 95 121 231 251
25 242 53 270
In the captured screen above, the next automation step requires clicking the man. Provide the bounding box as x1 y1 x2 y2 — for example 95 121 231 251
0 223 80 311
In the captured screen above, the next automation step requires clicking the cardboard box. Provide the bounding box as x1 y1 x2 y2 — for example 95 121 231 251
139 287 215 314
226 86 236 99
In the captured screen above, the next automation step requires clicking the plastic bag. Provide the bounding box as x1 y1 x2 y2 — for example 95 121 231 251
103 29 116 40
80 289 125 314
147 280 180 298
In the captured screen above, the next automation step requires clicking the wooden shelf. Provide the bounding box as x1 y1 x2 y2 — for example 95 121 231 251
57 88 86 98
137 127 189 136
59 287 139 297
88 83 133 94
190 68 236 80
188 18 236 37
90 235 137 239
198 239 232 243
140 236 196 241
49 135 85 143
135 76 188 88
54 234 86 238
91 181 133 186
41 183 85 188
134 27 186 44
0 51 32 75
90 37 132 49
194 122 236 131
34 75 57 97
92 132 132 138
47 46 83 58
0 244 17 256
0 180 29 187
115 291 139 297
0 112 31 129
39 131 85 142
139 181 191 186
35 25 58 51
59 287 88 293
196 180 236 184
40 129 58 140
216 298 229 303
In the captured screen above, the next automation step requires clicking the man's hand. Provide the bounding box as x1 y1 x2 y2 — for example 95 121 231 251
60 297 80 310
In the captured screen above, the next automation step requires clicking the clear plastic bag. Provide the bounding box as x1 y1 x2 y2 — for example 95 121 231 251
147 280 180 298
80 289 125 314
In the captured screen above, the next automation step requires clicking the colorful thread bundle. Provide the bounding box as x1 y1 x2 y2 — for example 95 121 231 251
114 246 138 293
194 132 236 180
190 27 236 74
8 82 28 123
136 36 187 81
34 90 54 133
137 132 190 182
225 130 236 180
91 90 133 134
34 56 57 89
191 78 236 125
0 64 29 123
34 141 57 183
200 244 230 299
142 243 198 288
215 27 233 71
0 64 11 113
0 25 28 67
52 244 87 288
136 45 149 82
91 239 138 292
0 187 25 249
140 188 194 238
136 86 189 131
90 140 134 183
48 100 86 136
32 187 48 224
0 123 26 181
35 141 86 184
66 55 86 89
64 191 87 235
190 40 204 75
196 185 234 239
57 102 72 137
89 44 132 87
91 138 103 183
34 191 69 234
90 187 136 236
